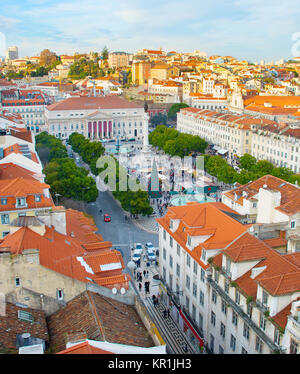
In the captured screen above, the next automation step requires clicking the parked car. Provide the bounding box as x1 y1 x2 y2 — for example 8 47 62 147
134 243 143 253
104 214 111 222
132 250 141 262
145 242 155 251
146 249 156 262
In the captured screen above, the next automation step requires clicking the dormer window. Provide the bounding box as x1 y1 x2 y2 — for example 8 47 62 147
35 195 41 202
16 197 26 208
169 220 173 229
187 236 192 246
262 290 268 306
1 198 7 205
201 249 206 261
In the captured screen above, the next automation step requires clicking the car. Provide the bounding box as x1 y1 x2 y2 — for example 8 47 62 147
145 242 154 251
146 249 156 262
134 243 143 254
104 214 111 222
132 250 141 263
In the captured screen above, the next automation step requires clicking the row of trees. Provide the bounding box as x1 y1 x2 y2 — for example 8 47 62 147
204 153 300 185
149 126 300 186
149 125 208 158
68 133 153 216
35 132 98 203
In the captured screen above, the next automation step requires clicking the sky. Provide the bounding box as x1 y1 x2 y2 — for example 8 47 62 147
0 0 300 62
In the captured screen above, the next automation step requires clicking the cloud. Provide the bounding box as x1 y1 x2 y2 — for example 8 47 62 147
2 0 300 60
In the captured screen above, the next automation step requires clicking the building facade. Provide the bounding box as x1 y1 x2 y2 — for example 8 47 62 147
45 95 149 141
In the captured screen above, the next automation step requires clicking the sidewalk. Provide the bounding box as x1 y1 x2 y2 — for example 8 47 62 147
130 248 199 354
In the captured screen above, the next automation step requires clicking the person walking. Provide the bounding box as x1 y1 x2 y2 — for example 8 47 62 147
139 283 142 292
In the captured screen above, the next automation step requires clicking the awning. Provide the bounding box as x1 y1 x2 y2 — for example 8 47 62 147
217 149 228 155
179 308 204 346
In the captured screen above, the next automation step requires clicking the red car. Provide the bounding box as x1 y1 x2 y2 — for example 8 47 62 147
104 214 111 222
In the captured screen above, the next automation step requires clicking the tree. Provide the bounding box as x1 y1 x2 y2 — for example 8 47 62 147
39 49 57 67
239 153 257 171
168 103 189 120
101 46 109 61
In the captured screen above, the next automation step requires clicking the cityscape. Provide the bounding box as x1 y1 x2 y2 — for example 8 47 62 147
0 0 300 359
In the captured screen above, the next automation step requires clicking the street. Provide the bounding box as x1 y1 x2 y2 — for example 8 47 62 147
86 190 159 270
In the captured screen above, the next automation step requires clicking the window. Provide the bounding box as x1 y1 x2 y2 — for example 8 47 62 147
235 289 240 305
230 334 236 352
262 290 268 306
219 345 224 354
18 310 34 323
221 300 227 315
1 214 9 225
35 194 41 202
199 313 203 330
185 296 190 311
201 268 205 282
169 236 173 247
163 248 166 260
199 291 204 306
260 313 266 331
211 311 216 326
163 229 166 240
210 334 214 353
57 289 64 300
290 339 298 354
255 336 263 353
16 197 26 207
193 261 198 274
201 249 206 261
186 254 191 267
224 280 230 294
187 236 191 246
243 323 250 340
186 275 190 290
290 220 296 229
274 328 280 346
247 303 252 318
192 283 197 298
1 198 7 205
15 277 21 287
241 347 248 354
212 290 217 304
169 255 173 268
176 263 180 277
214 270 219 283
220 322 226 339
176 244 180 256
232 311 238 326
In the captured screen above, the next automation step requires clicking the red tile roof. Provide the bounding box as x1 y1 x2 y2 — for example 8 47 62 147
46 95 143 111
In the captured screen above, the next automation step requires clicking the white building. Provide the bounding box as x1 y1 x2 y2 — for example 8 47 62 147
45 95 149 141
156 200 300 354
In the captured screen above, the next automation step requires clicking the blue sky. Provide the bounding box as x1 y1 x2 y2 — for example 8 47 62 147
1 0 300 61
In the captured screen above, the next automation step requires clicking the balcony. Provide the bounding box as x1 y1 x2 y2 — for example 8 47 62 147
256 299 270 314
207 277 282 353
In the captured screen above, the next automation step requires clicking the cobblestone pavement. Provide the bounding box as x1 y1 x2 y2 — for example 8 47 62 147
130 250 201 355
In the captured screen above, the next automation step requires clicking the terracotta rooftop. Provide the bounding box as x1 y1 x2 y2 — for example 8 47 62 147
46 95 143 111
47 291 154 353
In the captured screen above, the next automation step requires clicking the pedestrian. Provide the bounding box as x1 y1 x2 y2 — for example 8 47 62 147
184 344 188 353
139 283 142 291
143 270 146 277
152 294 156 304
167 308 170 318
163 310 167 318
99 209 102 214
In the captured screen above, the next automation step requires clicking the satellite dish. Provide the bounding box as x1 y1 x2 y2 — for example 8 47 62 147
112 287 117 294
120 287 126 295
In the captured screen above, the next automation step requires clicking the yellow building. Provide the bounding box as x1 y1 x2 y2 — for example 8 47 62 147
132 61 151 85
